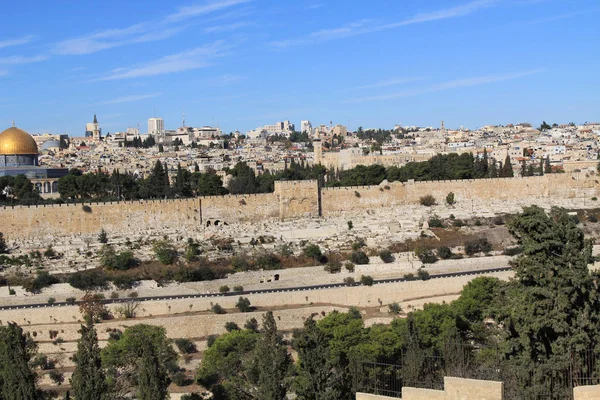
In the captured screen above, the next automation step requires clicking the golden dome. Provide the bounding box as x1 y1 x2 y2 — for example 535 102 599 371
0 126 38 155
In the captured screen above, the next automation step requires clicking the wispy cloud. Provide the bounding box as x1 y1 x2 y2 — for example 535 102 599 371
528 9 594 24
96 93 162 105
205 21 251 33
0 55 48 65
271 0 495 48
351 78 423 90
165 0 251 23
99 41 231 80
209 73 245 85
0 35 35 49
55 0 250 55
307 4 323 9
347 69 543 102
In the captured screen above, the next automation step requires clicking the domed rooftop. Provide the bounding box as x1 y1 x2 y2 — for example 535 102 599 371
41 140 61 151
0 126 38 155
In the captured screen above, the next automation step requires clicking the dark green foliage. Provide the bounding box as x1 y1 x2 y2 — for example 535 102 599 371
68 270 109 290
71 323 107 400
255 252 281 270
303 244 322 262
446 192 455 205
24 270 59 293
175 338 197 354
415 247 438 264
98 229 108 244
360 275 374 286
502 246 523 256
437 246 453 259
388 302 402 314
137 340 170 400
212 304 226 314
324 260 342 273
225 322 240 332
0 232 8 254
379 250 394 263
350 251 369 265
99 245 139 270
417 268 430 280
152 239 178 265
236 297 252 312
219 285 230 293
428 214 444 228
244 318 259 332
0 323 38 399
464 238 493 256
0 174 42 205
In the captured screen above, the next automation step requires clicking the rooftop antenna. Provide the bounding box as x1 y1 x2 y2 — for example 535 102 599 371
12 119 15 127
182 109 185 128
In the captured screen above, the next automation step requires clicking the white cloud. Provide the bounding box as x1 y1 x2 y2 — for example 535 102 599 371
165 0 251 23
351 78 422 90
96 93 162 105
99 41 231 80
347 69 543 102
0 55 48 64
0 35 35 49
55 0 249 55
204 21 251 33
271 0 495 48
208 73 245 85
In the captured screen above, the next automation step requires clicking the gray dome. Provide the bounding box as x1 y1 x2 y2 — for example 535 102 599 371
41 140 60 150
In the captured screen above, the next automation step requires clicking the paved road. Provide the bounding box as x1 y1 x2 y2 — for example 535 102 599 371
0 266 512 311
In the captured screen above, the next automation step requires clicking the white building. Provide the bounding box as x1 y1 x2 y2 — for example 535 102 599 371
301 120 312 134
148 118 164 135
127 127 139 136
246 120 295 139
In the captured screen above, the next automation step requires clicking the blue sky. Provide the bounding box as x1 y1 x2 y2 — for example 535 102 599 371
0 0 598 135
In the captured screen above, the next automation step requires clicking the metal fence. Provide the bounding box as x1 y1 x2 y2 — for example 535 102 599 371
353 343 600 399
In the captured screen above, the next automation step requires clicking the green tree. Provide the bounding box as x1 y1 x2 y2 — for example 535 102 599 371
0 232 8 254
98 229 108 244
152 239 178 265
255 311 292 400
0 322 38 399
71 323 107 400
500 155 514 178
302 244 322 263
137 340 170 400
544 156 552 174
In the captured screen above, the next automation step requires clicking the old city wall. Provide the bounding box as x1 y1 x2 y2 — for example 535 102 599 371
321 173 598 215
0 174 597 240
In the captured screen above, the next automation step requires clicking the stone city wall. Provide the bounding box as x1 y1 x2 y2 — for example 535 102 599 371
0 174 597 240
321 173 598 215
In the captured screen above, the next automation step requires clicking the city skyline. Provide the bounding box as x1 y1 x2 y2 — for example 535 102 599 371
0 0 599 134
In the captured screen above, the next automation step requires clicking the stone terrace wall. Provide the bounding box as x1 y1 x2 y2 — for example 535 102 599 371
321 173 598 215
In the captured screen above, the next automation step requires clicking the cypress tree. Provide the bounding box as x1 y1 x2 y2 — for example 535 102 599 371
71 323 107 400
255 311 292 400
501 155 514 177
137 341 169 400
0 322 37 400
544 156 552 174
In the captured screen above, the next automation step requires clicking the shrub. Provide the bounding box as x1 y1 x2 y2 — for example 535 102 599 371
351 251 369 265
347 221 353 230
236 297 252 312
324 260 342 273
207 335 218 348
351 238 366 251
588 214 598 223
231 255 251 271
111 275 136 290
303 244 323 263
379 250 394 263
44 245 57 259
437 246 453 259
245 318 259 332
98 229 108 244
49 370 64 385
47 297 56 305
152 239 178 265
181 393 203 400
474 219 482 226
225 322 240 332
344 277 356 285
32 354 55 370
0 232 7 254
128 291 138 298
419 195 436 206
452 219 464 227
171 371 188 386
464 238 493 256
388 302 402 314
428 215 444 228
493 216 505 226
65 297 76 305
446 192 455 205
211 304 226 314
360 275 374 286
175 338 197 354
403 273 416 281
24 271 59 293
99 245 139 271
502 246 523 256
219 285 230 294
255 253 281 270
415 247 438 264
344 261 355 272
417 268 430 281
592 197 598 201
354 191 361 198
110 291 119 299
233 285 244 292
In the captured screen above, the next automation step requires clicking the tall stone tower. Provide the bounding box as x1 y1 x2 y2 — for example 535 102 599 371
313 139 323 165
92 114 101 141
